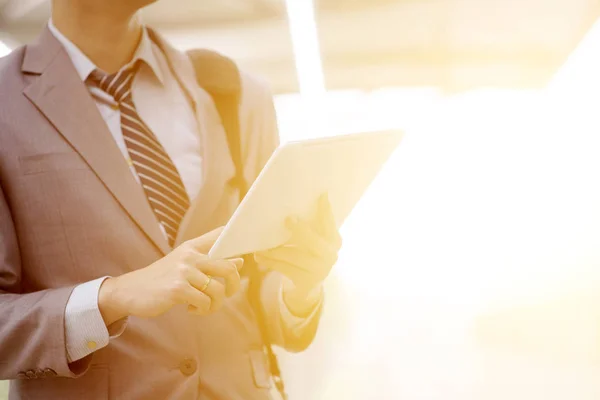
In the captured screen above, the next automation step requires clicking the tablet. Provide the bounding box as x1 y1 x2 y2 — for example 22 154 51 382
208 130 403 260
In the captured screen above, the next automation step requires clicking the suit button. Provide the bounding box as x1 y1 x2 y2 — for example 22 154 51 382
179 358 197 376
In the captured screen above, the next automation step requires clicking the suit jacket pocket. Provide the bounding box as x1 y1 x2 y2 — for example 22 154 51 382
12 365 108 400
18 152 88 175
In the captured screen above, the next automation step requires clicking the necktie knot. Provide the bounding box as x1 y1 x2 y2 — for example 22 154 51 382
89 66 136 103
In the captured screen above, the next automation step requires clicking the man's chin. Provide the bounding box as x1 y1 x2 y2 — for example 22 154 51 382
135 0 160 9
111 0 160 16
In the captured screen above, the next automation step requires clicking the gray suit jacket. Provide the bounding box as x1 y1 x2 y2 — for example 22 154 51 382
0 27 321 400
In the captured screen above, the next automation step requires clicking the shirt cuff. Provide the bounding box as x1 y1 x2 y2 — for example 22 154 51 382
65 277 127 363
278 282 323 335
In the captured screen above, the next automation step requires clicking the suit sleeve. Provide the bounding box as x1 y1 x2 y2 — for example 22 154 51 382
0 181 91 380
239 72 323 352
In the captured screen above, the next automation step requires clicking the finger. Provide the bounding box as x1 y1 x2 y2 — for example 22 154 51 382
286 217 338 260
193 257 243 296
180 284 212 315
257 247 336 283
225 258 243 296
254 254 316 287
256 247 322 272
187 271 226 311
185 226 225 254
203 278 226 311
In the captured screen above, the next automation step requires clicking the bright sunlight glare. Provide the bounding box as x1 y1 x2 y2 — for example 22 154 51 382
274 13 600 400
283 0 325 99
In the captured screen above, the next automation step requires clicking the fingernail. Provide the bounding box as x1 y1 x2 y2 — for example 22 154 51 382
232 258 244 270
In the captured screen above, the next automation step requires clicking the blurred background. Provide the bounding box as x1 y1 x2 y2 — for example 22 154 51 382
3 0 600 398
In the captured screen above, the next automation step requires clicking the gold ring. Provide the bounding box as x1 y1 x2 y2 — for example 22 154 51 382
200 275 212 292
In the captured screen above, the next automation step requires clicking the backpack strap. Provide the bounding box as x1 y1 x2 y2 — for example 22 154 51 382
186 49 287 400
186 49 246 193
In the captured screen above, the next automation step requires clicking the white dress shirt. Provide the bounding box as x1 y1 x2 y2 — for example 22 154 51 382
49 21 315 364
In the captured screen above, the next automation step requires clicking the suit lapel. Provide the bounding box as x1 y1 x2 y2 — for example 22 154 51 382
22 27 171 255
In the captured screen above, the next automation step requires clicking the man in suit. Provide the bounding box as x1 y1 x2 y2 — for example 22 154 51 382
0 0 342 398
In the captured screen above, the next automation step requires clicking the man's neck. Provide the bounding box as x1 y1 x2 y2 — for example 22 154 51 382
52 5 143 73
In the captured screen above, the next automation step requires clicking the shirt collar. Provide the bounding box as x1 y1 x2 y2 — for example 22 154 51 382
47 19 165 85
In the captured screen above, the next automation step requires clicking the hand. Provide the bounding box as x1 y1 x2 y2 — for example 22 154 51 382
99 227 243 326
254 194 342 309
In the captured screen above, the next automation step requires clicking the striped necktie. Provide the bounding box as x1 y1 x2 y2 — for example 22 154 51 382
89 66 190 246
